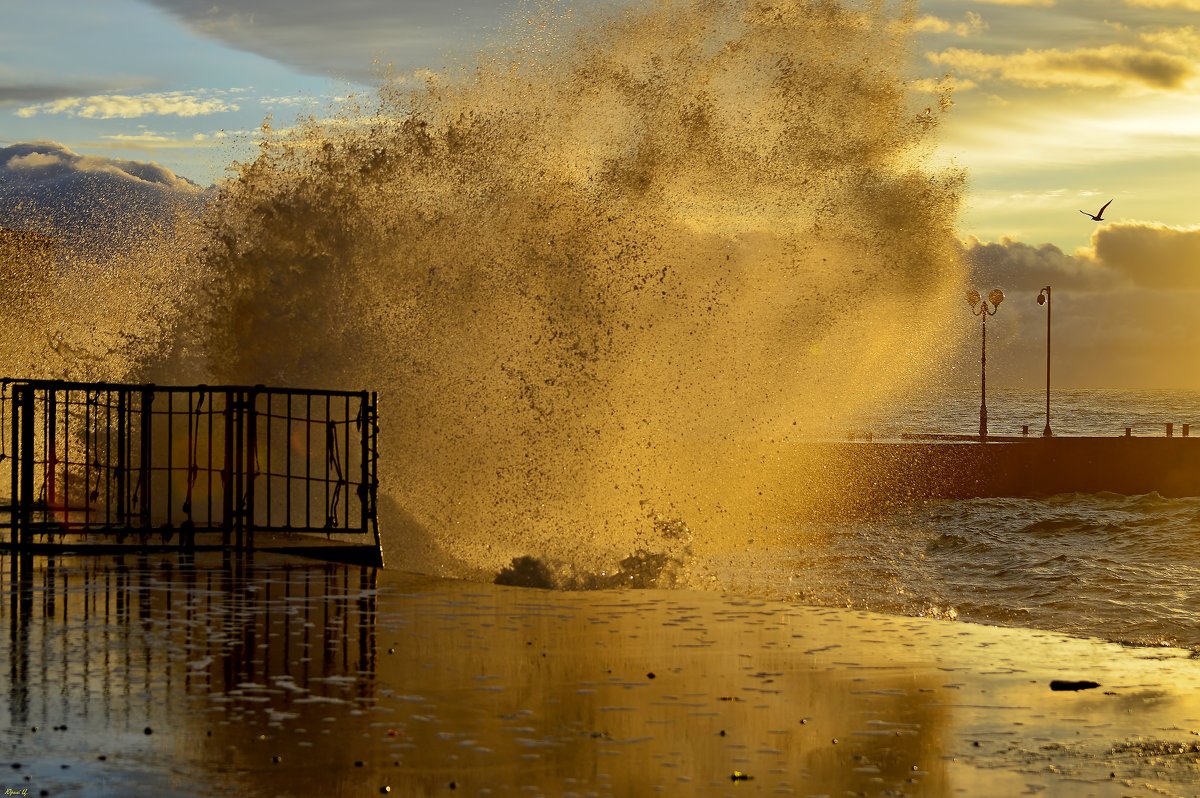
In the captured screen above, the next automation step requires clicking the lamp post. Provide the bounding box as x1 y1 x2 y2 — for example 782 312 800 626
967 288 1005 440
1037 286 1052 437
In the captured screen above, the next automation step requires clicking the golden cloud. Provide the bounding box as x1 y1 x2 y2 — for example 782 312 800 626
914 13 986 37
15 92 238 119
927 44 1195 90
1125 0 1200 9
972 0 1055 5
1138 26 1200 53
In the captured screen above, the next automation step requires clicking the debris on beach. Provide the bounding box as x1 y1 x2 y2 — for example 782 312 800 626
1049 679 1101 691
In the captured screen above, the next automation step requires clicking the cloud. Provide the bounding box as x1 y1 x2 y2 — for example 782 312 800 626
0 141 207 255
927 44 1196 90
1091 222 1200 289
0 64 124 106
965 222 1200 292
1138 25 1200 52
1125 0 1200 9
0 83 91 104
100 132 176 144
962 236 1115 292
141 0 529 80
961 231 1200 389
914 12 986 37
15 91 239 119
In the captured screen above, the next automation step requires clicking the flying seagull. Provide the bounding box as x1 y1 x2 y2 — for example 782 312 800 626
1080 198 1112 221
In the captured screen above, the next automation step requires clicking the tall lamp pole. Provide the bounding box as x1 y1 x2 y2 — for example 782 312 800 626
1037 286 1052 437
967 288 1005 440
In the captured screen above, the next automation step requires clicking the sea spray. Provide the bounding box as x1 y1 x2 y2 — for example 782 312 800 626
162 1 967 581
0 141 207 382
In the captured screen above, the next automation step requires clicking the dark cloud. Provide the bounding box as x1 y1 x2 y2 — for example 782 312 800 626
960 230 1200 389
140 0 532 80
1092 222 1200 290
928 44 1195 91
0 141 208 256
962 235 1116 292
963 222 1200 293
0 83 92 104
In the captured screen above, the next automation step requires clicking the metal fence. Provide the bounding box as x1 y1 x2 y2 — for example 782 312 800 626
0 380 379 551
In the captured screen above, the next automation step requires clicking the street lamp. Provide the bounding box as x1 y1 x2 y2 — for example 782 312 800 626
967 288 1004 440
1037 286 1052 437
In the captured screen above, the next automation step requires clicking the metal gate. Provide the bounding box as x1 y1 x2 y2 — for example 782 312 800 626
0 380 379 555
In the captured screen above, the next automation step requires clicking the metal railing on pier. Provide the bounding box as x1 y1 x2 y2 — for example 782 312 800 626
0 379 380 562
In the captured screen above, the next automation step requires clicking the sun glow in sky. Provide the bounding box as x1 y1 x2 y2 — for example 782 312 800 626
2 0 1199 388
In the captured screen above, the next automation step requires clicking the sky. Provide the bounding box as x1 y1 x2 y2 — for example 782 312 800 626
2 0 1199 390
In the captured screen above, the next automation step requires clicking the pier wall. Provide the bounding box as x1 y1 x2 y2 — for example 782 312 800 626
802 438 1200 513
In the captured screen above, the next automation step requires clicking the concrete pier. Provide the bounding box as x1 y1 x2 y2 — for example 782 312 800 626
802 436 1200 513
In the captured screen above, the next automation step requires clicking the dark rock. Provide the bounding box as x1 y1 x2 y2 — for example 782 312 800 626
494 556 555 589
1049 680 1101 691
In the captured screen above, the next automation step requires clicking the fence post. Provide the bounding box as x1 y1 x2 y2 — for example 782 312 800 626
233 389 245 551
360 392 369 535
246 387 259 551
223 389 235 549
16 385 34 547
8 384 17 548
139 388 154 532
46 389 57 512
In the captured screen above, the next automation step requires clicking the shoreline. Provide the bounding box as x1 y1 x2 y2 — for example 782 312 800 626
2 554 1200 796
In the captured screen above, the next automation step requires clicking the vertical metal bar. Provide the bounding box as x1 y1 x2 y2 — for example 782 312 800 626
167 391 174 528
325 394 331 532
223 390 234 548
286 394 292 528
11 386 21 547
18 386 34 547
370 392 381 556
139 389 153 531
62 389 69 524
344 394 350 530
47 388 56 512
104 390 111 529
246 388 258 550
117 390 126 528
185 391 193 524
265 392 272 529
234 390 245 550
360 393 369 534
305 394 311 530
206 389 214 528
84 392 91 527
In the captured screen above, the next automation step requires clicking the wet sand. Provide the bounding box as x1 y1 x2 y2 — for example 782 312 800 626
2 554 1199 797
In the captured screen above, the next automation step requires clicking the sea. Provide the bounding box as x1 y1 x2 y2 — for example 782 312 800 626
717 387 1200 650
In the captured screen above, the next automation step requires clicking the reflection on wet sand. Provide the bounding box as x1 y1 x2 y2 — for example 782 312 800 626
3 556 1200 797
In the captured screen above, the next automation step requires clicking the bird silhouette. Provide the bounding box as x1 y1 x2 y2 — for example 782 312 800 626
1080 198 1112 221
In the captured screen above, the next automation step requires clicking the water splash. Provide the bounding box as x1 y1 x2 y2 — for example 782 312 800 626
19 1 969 583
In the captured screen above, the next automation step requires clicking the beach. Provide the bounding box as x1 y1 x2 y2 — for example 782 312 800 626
3 554 1200 797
